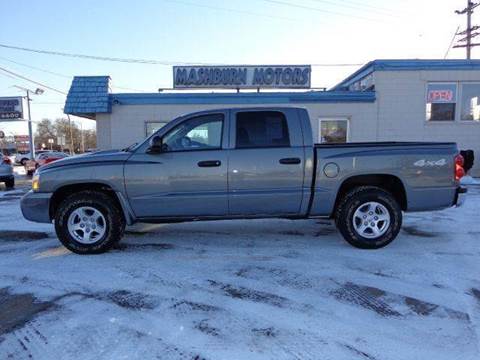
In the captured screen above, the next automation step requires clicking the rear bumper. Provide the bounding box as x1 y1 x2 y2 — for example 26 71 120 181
20 191 52 223
24 163 37 172
0 175 14 182
454 186 467 207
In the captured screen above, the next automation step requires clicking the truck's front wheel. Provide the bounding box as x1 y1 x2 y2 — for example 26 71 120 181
335 186 402 249
54 191 125 254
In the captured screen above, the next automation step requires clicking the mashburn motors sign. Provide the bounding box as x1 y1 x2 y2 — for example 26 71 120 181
173 65 311 89
0 97 23 121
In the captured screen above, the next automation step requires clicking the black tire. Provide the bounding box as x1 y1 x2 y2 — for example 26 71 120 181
335 186 402 249
54 190 126 254
4 178 14 189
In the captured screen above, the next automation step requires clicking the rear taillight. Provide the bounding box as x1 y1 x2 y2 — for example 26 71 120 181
455 154 465 181
2 157 11 165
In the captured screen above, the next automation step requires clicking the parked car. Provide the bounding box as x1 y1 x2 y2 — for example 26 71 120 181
0 156 14 189
25 151 69 175
21 107 467 254
15 150 52 165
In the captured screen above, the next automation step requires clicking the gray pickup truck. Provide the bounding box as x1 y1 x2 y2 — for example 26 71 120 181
21 107 466 254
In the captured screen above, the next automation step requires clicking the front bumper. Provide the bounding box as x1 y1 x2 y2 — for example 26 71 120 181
454 186 467 207
20 190 53 223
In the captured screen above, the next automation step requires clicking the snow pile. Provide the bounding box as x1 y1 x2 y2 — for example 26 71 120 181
0 186 479 359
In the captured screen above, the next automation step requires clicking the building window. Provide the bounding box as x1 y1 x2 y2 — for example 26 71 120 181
426 83 457 121
460 83 480 121
145 122 168 137
348 73 374 91
236 111 290 148
319 119 348 143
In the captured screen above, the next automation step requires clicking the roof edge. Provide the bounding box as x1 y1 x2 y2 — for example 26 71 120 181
110 91 376 106
331 59 480 91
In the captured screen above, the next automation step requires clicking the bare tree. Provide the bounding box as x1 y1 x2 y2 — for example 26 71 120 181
34 118 96 152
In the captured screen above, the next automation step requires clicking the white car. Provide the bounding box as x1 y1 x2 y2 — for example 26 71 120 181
15 150 52 165
0 156 14 189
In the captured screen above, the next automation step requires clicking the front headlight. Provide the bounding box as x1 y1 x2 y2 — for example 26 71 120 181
32 174 40 191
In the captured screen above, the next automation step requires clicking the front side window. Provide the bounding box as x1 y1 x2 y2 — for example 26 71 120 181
426 83 457 121
162 114 223 152
461 83 480 121
319 119 348 143
236 111 290 148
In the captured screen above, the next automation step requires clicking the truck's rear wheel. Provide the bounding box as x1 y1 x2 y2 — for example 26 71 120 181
335 186 402 249
54 191 125 254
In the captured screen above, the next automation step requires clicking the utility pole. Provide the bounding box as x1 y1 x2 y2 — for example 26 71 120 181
454 1 480 59
80 121 85 153
26 90 35 159
14 86 43 160
66 114 75 155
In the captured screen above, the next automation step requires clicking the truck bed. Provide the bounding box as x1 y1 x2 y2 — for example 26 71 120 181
314 141 456 148
310 141 459 216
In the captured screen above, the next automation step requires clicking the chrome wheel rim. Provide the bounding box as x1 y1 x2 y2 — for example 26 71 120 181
352 201 390 239
67 206 106 244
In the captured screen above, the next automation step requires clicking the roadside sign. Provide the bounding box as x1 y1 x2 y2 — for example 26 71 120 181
17 143 29 151
14 135 29 142
173 65 312 89
48 138 54 144
0 97 24 121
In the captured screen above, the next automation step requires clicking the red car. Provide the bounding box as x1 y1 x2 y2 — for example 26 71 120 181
25 151 69 175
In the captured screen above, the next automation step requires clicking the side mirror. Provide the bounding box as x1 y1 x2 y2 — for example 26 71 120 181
147 135 163 154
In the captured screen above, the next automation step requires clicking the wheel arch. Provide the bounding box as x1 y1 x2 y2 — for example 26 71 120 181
49 183 133 224
333 174 407 215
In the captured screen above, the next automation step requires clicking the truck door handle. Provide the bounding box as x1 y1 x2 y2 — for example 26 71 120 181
279 157 301 165
198 160 221 167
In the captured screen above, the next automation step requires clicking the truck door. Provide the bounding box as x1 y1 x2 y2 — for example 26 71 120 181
228 109 305 216
124 112 228 218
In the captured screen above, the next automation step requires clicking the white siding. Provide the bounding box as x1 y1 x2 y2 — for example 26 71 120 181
96 102 376 149
374 70 480 175
94 68 480 176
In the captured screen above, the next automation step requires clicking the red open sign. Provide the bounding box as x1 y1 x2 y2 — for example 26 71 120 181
428 89 454 103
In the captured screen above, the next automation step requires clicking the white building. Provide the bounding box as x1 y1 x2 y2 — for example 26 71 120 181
65 60 480 175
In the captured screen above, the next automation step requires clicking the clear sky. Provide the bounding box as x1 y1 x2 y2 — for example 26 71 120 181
0 0 477 135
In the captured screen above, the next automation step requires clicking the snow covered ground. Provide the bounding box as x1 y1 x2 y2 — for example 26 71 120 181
0 184 479 360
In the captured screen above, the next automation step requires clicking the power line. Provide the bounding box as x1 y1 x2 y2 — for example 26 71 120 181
162 0 298 22
33 102 66 105
0 55 156 92
112 85 150 92
0 70 19 81
0 66 67 95
311 63 363 66
325 0 395 13
262 0 376 21
0 43 216 66
0 43 365 68
306 0 397 16
0 56 71 79
445 26 460 59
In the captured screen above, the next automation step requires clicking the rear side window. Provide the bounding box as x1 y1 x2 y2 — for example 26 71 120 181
236 111 290 148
